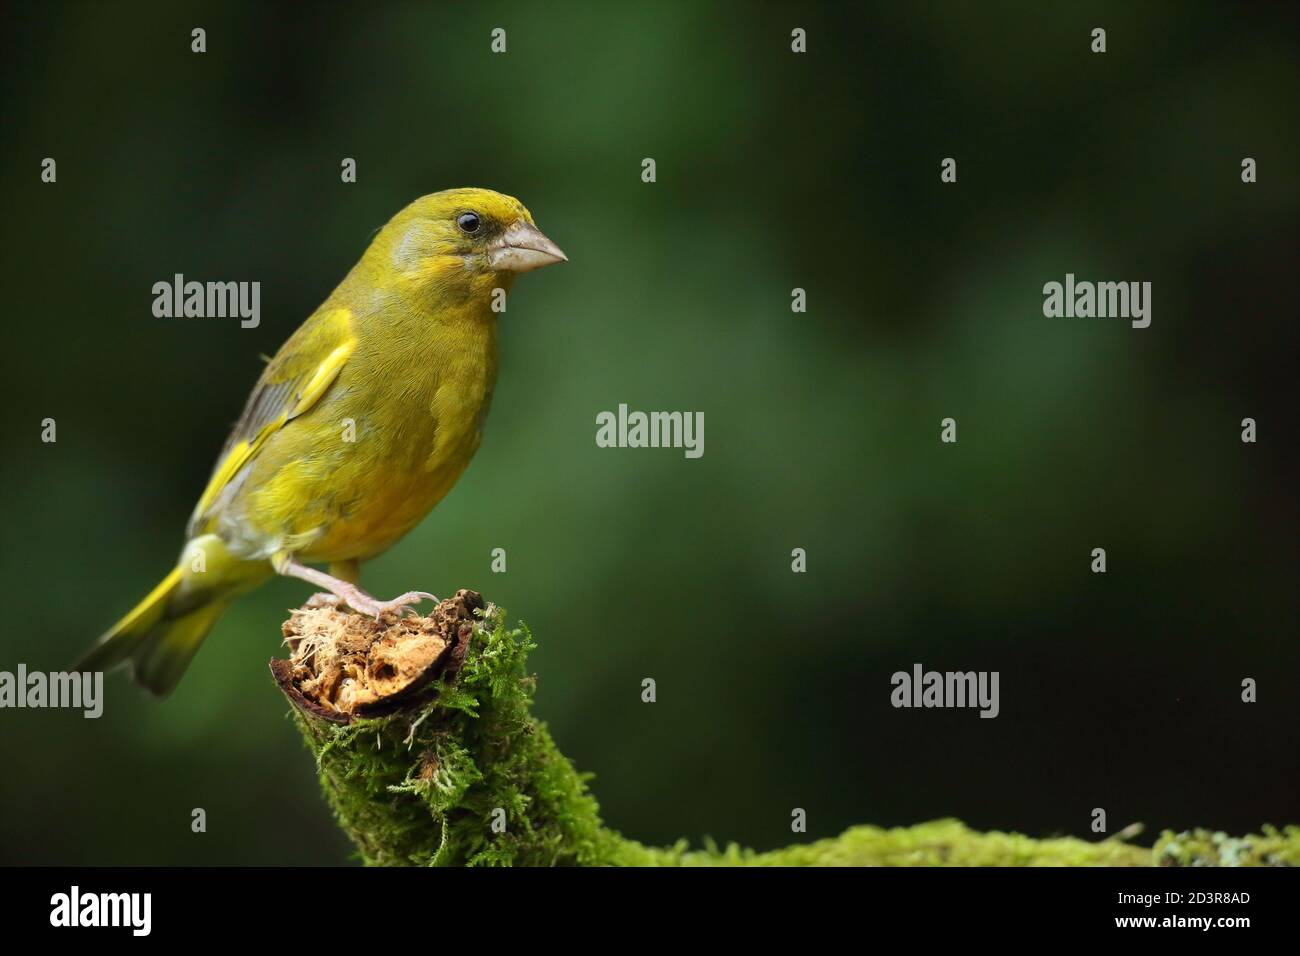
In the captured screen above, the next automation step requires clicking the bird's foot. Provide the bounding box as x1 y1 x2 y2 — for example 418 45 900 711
348 589 439 618
299 585 435 618
276 553 436 618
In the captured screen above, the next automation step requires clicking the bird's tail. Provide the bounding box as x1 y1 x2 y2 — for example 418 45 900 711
76 535 270 697
76 566 233 697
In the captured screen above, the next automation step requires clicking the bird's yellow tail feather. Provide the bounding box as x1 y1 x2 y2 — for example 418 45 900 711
77 567 231 697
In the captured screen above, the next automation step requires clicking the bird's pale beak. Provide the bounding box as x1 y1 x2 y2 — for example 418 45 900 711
487 220 568 273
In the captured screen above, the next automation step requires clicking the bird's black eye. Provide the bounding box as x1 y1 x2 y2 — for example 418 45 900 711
457 212 482 235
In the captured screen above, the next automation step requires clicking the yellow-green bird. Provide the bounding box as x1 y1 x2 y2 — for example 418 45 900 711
78 188 566 696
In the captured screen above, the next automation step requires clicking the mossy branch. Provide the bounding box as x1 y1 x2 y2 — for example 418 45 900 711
271 591 1299 867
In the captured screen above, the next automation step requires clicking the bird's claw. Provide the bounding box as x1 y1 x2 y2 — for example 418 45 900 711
297 577 437 618
351 590 438 618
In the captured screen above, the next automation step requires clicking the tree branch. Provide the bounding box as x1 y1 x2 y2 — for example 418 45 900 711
270 591 1298 867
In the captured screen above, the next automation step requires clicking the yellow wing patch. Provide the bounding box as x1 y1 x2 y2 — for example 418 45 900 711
187 309 355 535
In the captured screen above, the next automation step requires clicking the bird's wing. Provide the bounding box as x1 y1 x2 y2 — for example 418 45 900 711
186 307 356 537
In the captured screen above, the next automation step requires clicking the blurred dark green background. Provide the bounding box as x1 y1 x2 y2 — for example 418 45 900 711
1 1 1296 864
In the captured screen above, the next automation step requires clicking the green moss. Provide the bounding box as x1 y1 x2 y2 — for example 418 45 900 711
1153 826 1300 867
631 820 1153 866
285 606 1299 867
291 606 627 866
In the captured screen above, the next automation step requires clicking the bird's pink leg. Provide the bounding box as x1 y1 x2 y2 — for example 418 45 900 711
274 554 436 617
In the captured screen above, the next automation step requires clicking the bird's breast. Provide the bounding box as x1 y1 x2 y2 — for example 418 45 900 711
244 313 499 563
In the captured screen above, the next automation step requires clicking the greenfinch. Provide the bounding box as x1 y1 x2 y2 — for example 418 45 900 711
78 188 566 696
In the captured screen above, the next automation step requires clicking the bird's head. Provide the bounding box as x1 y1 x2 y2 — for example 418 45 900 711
369 188 567 303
